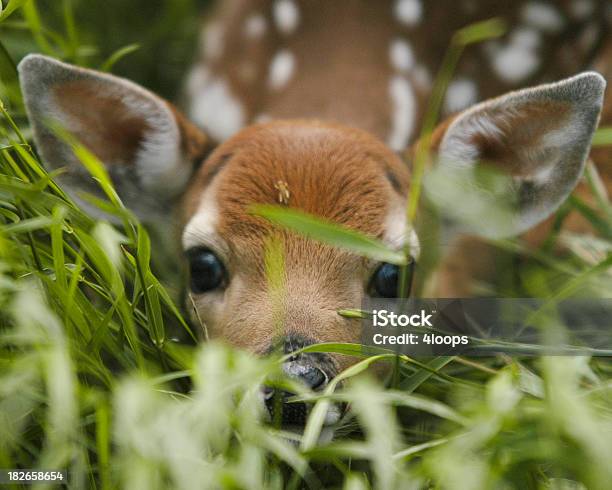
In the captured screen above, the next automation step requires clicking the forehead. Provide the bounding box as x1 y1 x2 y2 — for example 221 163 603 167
182 121 410 252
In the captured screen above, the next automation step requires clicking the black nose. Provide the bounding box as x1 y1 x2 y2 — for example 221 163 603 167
283 361 328 390
264 359 329 426
264 335 335 426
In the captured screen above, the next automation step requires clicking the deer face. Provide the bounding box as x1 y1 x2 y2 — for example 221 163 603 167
180 121 413 363
180 122 415 428
18 54 604 426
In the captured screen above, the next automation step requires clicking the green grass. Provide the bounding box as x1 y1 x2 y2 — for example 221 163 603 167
1 2 612 489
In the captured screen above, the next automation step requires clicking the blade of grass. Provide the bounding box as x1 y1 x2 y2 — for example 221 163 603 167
50 205 67 290
100 43 140 72
399 356 455 392
0 0 28 22
251 204 407 265
135 224 165 347
21 0 58 56
399 18 506 297
61 0 79 62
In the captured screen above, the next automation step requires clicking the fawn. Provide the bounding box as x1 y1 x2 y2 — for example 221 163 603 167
18 0 610 426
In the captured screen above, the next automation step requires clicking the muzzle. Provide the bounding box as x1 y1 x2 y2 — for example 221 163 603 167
263 335 342 427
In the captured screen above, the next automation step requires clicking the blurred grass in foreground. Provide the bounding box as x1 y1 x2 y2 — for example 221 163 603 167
1 1 612 489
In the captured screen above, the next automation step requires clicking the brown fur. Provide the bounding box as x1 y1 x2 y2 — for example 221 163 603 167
184 121 409 365
53 81 150 165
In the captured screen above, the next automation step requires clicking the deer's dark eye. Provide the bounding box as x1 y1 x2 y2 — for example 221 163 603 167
372 263 400 297
186 248 226 293
371 259 415 298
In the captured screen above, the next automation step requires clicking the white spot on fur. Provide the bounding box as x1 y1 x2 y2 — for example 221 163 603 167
273 0 299 34
489 27 541 83
255 113 272 123
244 13 267 39
389 39 415 73
492 48 538 84
513 26 541 49
521 2 564 32
202 22 224 61
570 0 595 19
268 50 295 90
384 202 420 258
190 72 245 141
444 78 478 114
186 66 208 97
388 76 416 151
394 0 422 26
182 189 220 251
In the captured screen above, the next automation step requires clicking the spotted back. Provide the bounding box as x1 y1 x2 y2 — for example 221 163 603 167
185 0 611 150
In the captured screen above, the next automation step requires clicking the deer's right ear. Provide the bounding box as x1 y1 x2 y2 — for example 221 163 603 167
18 54 212 219
423 72 605 238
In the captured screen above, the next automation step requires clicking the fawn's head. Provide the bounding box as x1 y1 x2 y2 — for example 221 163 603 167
19 54 604 425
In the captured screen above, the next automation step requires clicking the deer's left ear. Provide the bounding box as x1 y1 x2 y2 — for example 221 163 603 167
18 54 212 220
429 72 605 238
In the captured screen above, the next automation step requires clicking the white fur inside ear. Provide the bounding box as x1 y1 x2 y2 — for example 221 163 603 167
439 113 503 168
136 127 187 196
436 72 606 236
126 97 188 197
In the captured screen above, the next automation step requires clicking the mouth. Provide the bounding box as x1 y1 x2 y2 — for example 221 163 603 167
262 386 345 429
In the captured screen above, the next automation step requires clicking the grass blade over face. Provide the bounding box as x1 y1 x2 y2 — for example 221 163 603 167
250 204 408 265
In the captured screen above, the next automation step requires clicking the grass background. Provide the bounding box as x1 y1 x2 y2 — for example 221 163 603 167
1 1 612 489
